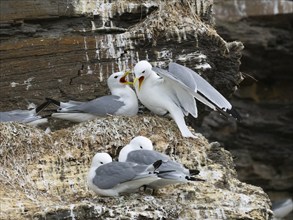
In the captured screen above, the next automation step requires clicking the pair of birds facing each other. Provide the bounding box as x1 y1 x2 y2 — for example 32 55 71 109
49 61 240 138
47 60 240 138
1 61 241 139
87 136 203 197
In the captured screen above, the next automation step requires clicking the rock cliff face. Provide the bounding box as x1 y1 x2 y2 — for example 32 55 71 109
205 0 293 202
0 117 272 219
0 0 242 117
0 0 270 219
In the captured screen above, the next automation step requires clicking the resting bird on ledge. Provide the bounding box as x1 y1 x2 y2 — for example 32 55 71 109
87 152 162 197
47 71 138 122
119 136 204 190
0 101 51 126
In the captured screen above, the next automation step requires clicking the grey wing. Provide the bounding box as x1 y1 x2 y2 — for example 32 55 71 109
59 95 125 116
169 63 232 110
0 111 17 122
60 100 84 108
152 66 197 92
159 160 189 175
127 150 169 165
127 150 187 177
67 100 84 105
131 163 152 173
93 162 137 189
0 110 37 122
152 67 198 117
272 198 292 210
169 63 242 119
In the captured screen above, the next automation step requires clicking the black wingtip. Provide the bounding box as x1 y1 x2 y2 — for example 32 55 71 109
227 107 242 121
215 106 230 119
35 101 51 114
157 170 176 174
186 176 206 182
190 169 200 176
45 97 61 107
42 114 54 118
153 160 163 170
215 106 242 121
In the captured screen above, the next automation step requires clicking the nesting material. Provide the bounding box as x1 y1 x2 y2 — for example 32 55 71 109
1 116 271 219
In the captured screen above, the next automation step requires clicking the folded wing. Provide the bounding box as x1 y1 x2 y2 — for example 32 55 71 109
58 95 125 116
152 67 198 117
154 63 241 120
93 162 150 189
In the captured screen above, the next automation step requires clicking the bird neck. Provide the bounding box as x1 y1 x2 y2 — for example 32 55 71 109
111 86 134 98
141 71 161 86
118 146 131 162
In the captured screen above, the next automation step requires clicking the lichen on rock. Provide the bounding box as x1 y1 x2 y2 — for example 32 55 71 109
1 116 272 219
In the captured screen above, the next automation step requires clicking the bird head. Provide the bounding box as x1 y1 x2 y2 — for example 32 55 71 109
107 71 132 90
119 71 133 85
129 136 154 150
91 153 112 168
133 60 153 90
118 136 154 162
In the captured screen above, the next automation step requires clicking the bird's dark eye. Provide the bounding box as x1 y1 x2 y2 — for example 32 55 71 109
100 162 104 164
142 70 145 74
140 146 143 149
114 76 118 79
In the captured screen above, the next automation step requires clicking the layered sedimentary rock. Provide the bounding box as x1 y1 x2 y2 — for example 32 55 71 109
0 117 272 219
0 0 242 117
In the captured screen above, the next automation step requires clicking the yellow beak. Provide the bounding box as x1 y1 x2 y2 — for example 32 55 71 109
133 76 144 91
133 77 138 85
120 71 133 85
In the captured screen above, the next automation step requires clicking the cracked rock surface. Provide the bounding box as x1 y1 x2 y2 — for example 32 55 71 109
0 116 271 219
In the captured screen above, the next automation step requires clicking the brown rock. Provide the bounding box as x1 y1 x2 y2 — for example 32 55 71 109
0 0 242 122
202 1 293 199
0 116 272 219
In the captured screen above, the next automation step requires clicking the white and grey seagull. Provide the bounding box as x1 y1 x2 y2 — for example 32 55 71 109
133 60 241 138
47 71 138 122
119 136 203 190
87 152 162 197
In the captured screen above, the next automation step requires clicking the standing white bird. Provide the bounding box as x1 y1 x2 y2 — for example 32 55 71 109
133 60 241 138
119 136 202 189
0 101 51 126
48 71 138 122
87 152 162 197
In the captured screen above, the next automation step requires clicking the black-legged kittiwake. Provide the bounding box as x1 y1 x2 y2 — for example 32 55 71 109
48 71 138 122
0 101 51 126
87 152 162 197
119 136 202 189
132 60 241 138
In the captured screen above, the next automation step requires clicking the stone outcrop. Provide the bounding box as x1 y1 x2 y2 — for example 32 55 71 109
0 1 266 219
0 117 272 219
202 0 293 203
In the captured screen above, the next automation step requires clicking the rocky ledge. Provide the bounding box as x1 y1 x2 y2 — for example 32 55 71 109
0 116 271 219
